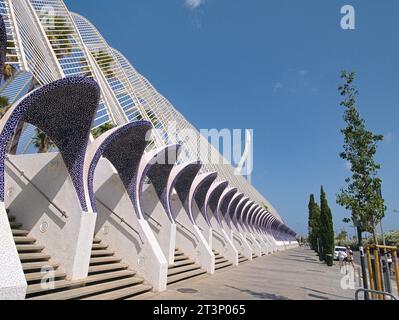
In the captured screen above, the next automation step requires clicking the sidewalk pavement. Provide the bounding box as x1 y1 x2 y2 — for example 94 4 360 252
141 247 360 300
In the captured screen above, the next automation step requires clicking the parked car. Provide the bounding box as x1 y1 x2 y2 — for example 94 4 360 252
334 246 347 260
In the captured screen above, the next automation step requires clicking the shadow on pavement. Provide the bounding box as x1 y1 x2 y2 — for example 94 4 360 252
275 257 321 265
225 285 290 300
301 287 353 300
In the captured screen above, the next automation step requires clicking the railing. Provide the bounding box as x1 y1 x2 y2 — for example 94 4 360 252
143 212 162 228
355 289 397 301
5 156 68 219
212 229 227 247
175 220 199 242
95 197 144 245
213 229 225 239
233 233 243 245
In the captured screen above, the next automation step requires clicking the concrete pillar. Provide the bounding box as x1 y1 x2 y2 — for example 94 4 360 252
0 203 27 300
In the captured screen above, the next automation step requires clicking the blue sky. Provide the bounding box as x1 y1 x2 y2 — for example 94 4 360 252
65 0 399 236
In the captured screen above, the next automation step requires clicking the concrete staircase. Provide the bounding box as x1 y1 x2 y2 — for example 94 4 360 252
252 253 258 260
7 211 152 300
238 253 248 264
213 250 233 270
167 249 206 285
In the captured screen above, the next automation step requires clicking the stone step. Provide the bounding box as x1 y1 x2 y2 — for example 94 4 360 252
215 255 224 261
215 261 232 271
19 253 51 262
12 229 29 236
167 268 206 285
92 244 109 250
215 258 228 265
29 277 144 300
14 236 36 244
168 264 200 277
25 270 67 283
90 256 121 265
90 250 114 257
174 255 189 262
82 284 152 301
83 270 137 285
93 238 102 244
22 261 60 273
125 290 155 300
238 257 248 263
169 259 195 269
16 245 45 253
174 251 184 257
10 222 22 229
27 279 85 296
88 263 129 274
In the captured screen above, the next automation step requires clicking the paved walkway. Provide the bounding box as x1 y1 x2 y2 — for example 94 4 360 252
143 247 360 300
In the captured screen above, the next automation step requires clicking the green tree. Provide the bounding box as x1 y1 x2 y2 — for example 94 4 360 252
0 95 10 118
33 128 55 153
42 15 74 59
8 79 42 155
92 50 116 78
91 122 115 139
2 41 18 82
308 194 321 252
336 71 385 244
2 63 16 81
320 186 334 261
336 229 348 242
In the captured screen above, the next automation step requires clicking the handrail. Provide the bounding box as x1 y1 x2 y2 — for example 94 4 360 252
213 229 226 239
143 212 162 228
233 234 243 245
5 156 68 219
95 197 144 245
175 220 199 241
355 289 397 301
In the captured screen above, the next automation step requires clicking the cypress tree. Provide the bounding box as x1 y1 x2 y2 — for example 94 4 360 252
320 186 335 262
308 194 321 252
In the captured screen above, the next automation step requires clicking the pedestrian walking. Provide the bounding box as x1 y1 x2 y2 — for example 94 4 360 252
345 246 355 271
338 250 346 270
387 253 393 276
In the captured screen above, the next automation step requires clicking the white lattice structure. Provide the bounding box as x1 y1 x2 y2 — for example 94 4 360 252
0 0 286 223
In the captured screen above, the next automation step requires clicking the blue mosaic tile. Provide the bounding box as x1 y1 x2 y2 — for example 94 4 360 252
0 77 101 210
87 121 152 212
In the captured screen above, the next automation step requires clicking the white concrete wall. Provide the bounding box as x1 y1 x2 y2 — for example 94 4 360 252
192 202 212 248
238 221 263 256
0 203 27 300
93 159 168 292
223 216 252 260
254 229 273 254
5 154 95 281
171 193 214 274
142 184 176 265
210 215 238 266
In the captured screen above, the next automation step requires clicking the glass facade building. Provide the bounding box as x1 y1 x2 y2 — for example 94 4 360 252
0 0 283 222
